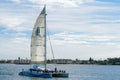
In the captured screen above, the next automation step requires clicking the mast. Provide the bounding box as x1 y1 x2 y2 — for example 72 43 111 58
44 4 47 70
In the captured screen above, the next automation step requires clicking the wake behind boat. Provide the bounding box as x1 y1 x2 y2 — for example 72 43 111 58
19 5 69 78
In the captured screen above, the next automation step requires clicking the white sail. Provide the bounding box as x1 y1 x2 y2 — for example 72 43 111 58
31 6 46 64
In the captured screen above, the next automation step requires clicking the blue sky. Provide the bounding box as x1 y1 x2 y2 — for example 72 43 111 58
0 0 120 60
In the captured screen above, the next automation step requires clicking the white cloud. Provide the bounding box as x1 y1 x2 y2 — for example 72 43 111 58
26 0 96 8
47 42 120 60
0 37 30 59
11 0 21 3
0 13 28 31
0 17 22 29
49 32 119 46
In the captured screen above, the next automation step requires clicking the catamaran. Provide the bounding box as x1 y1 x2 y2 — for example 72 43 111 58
19 5 69 78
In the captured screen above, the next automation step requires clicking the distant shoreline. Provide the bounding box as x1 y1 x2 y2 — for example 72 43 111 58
1 57 120 65
0 63 120 66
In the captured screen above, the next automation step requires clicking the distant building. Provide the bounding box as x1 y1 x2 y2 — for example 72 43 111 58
14 57 30 64
51 59 73 64
0 60 6 63
75 59 90 64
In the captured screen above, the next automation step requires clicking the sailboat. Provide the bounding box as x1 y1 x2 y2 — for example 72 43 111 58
19 5 69 78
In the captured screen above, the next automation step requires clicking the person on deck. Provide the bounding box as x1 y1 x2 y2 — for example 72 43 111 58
55 67 57 72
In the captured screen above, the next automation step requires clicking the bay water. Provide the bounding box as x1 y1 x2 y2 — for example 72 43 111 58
0 64 120 80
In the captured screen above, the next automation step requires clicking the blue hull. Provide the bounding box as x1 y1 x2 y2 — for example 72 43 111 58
19 71 52 78
19 68 69 78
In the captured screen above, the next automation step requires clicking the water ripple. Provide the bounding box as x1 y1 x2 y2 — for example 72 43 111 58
0 71 13 75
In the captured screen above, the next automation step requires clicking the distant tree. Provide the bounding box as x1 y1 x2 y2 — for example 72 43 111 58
107 57 120 65
75 59 80 64
47 59 51 64
89 57 94 64
89 57 93 61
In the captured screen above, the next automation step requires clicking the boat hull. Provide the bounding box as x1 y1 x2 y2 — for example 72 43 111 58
19 71 52 78
52 72 69 78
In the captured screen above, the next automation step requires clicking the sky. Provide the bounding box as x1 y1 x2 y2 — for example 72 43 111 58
0 0 120 60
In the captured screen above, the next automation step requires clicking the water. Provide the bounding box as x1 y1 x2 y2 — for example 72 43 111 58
0 64 120 80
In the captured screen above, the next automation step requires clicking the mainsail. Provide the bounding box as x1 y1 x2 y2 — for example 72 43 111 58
31 6 46 64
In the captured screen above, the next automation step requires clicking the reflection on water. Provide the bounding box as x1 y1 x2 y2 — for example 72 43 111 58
30 77 46 80
0 71 13 75
30 77 63 80
0 65 13 75
30 77 68 80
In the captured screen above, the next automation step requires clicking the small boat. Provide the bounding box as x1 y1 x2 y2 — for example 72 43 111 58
19 5 69 78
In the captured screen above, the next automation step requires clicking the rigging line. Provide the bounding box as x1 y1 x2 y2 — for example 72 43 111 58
46 26 57 68
46 26 55 60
